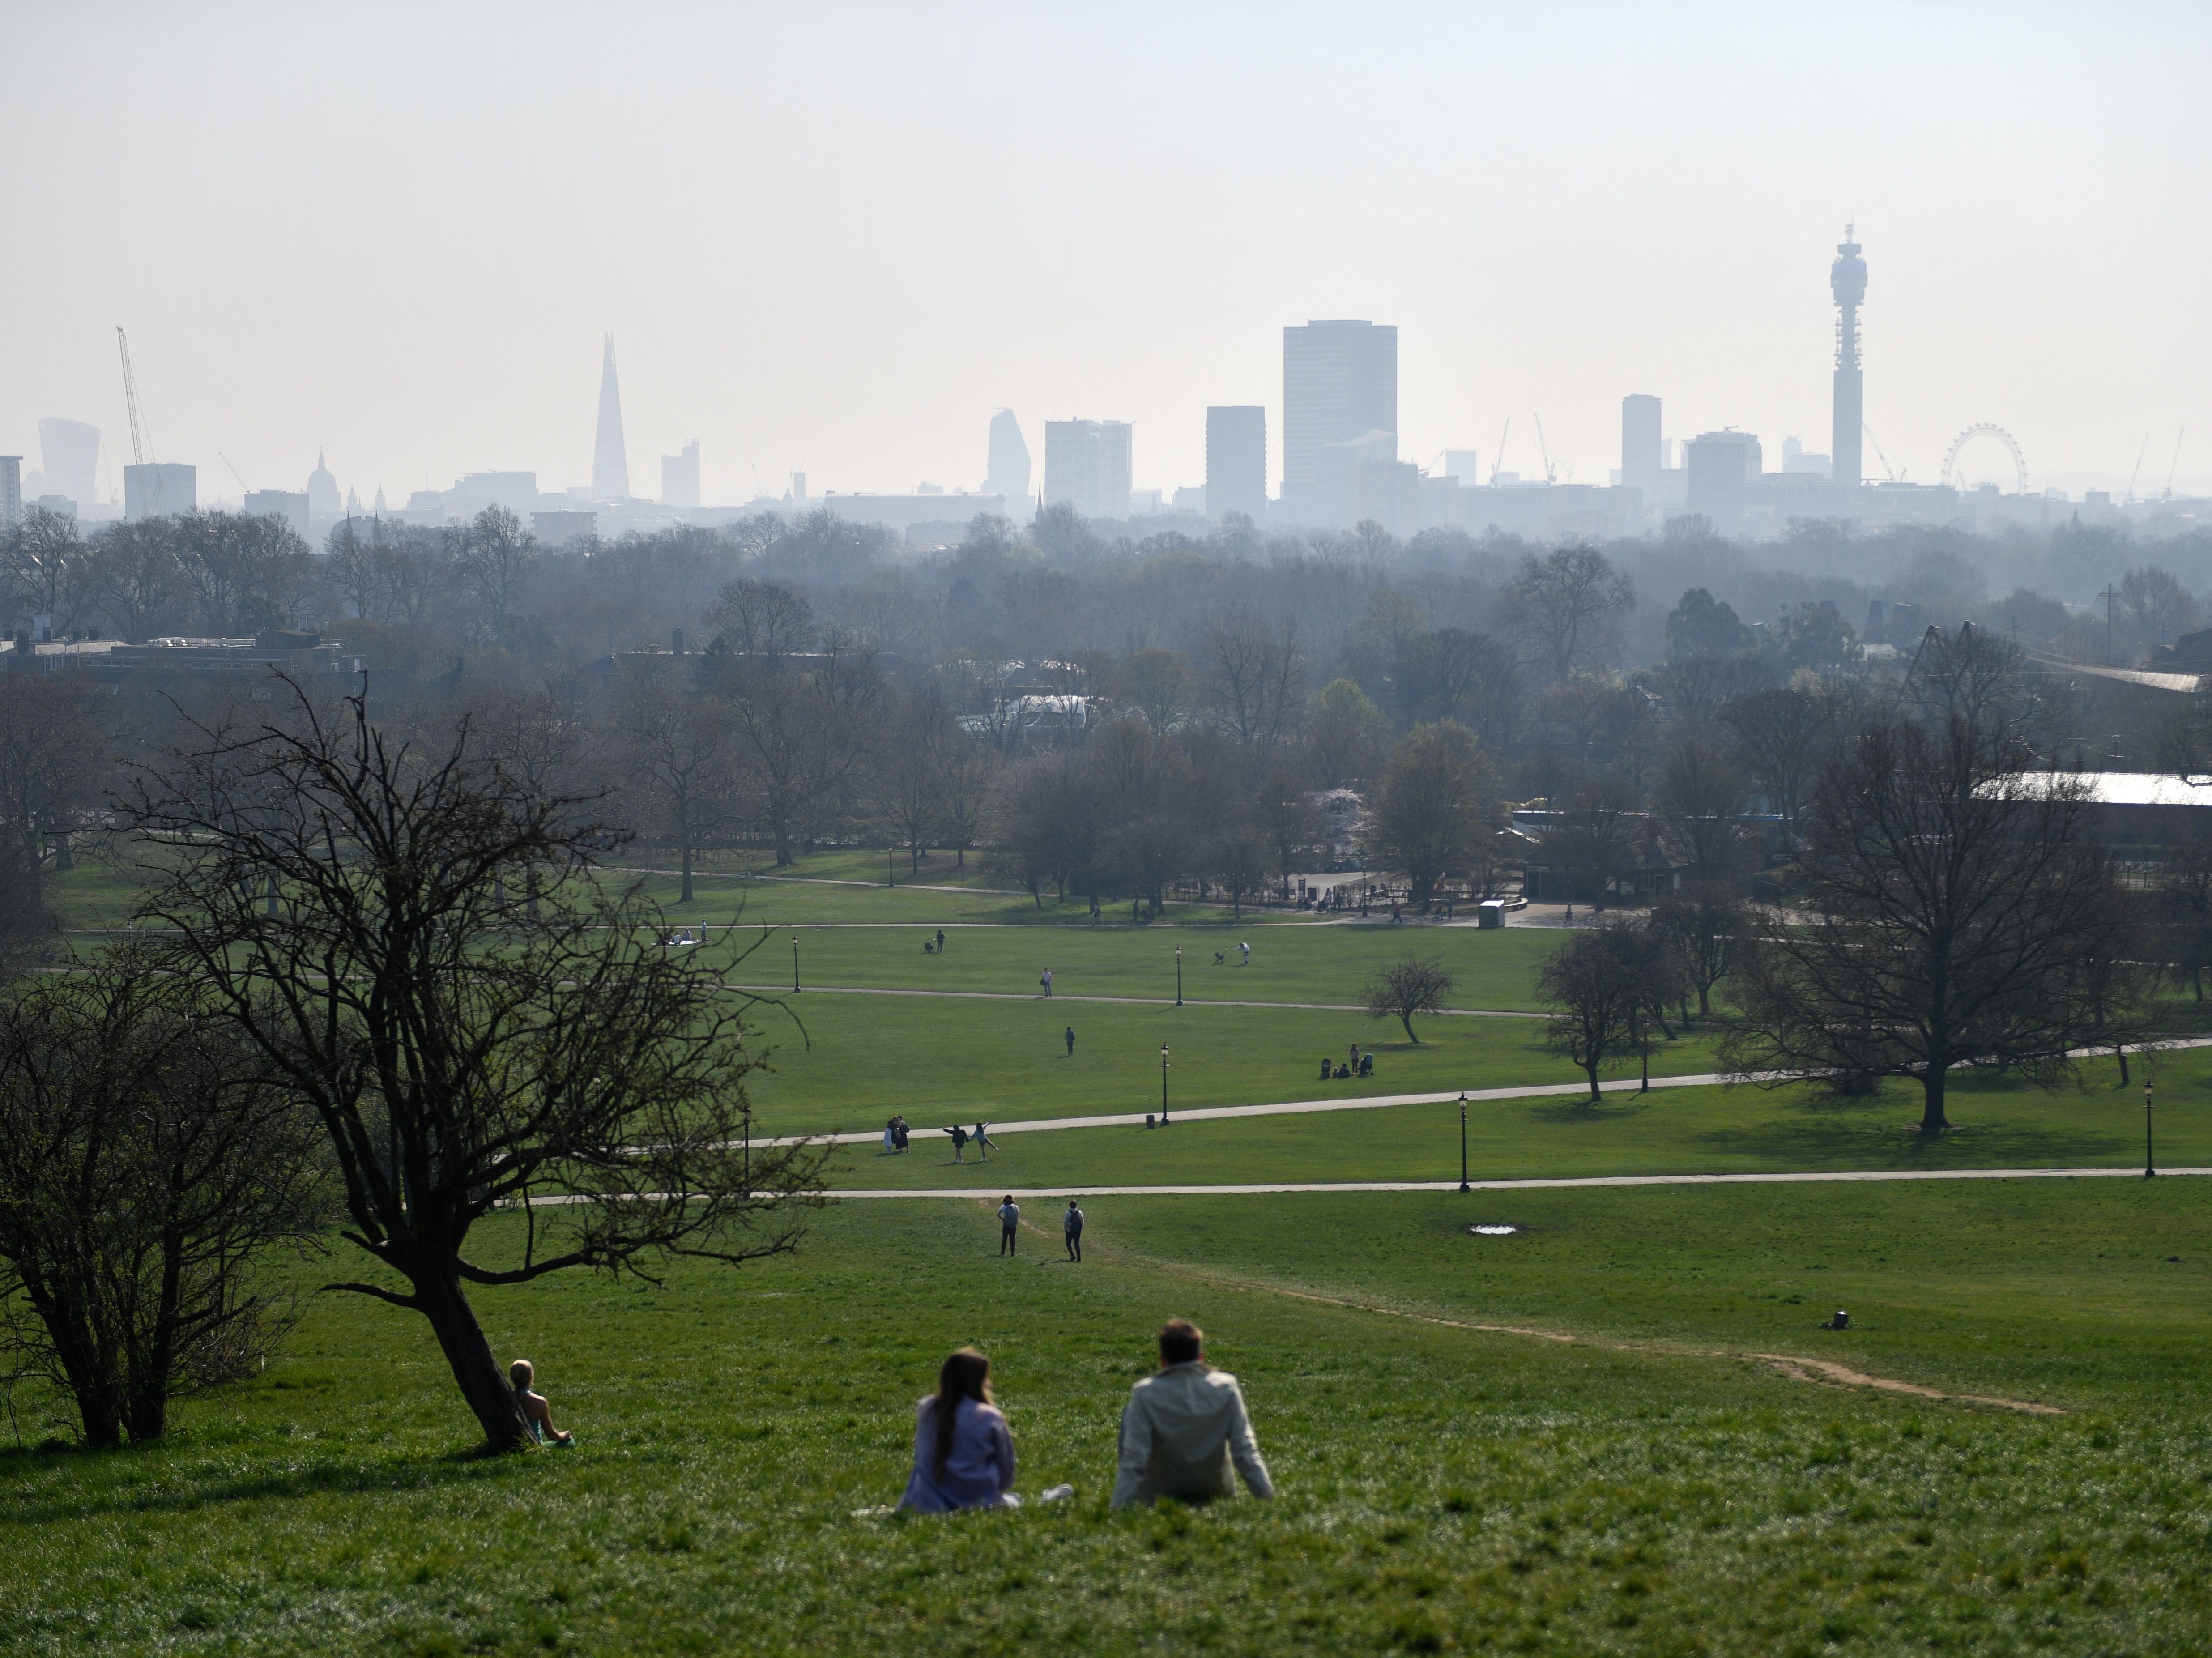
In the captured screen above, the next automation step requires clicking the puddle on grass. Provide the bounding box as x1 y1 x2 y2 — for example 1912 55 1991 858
1470 1224 1518 1236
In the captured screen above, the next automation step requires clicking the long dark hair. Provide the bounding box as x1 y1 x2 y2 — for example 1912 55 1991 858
932 1348 993 1477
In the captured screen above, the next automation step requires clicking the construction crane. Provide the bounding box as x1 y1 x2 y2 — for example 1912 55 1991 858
1487 417 1512 484
1533 414 1557 483
2165 429 2186 499
116 326 152 465
220 452 250 494
1861 421 1899 482
2124 431 2150 504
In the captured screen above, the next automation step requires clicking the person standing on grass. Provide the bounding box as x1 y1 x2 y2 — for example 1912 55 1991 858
949 1125 968 1163
899 1349 1016 1513
883 1118 897 1155
975 1121 993 1160
1064 1200 1085 1262
1041 967 1053 997
1111 1319 1273 1509
1240 940 1250 966
1064 1025 1076 1057
936 929 946 953
998 1195 1020 1255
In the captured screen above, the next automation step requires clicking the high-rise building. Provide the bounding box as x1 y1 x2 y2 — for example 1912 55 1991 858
38 419 100 512
124 463 196 520
1205 406 1267 520
1684 432 1761 528
307 449 340 520
1621 395 1662 491
1442 448 1481 485
1831 225 1866 490
985 410 1031 504
244 490 311 538
0 457 20 530
592 335 629 501
661 439 701 508
1282 320 1396 526
1042 420 1133 519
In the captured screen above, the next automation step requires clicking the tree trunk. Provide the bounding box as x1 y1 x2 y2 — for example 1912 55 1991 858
680 836 694 905
1696 981 1711 1017
1919 1067 1949 1134
1584 1059 1601 1103
1400 1011 1416 1043
416 1265 532 1451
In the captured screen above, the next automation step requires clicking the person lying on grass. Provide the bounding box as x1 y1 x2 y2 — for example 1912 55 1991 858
508 1359 573 1446
899 1348 1018 1512
1111 1319 1274 1509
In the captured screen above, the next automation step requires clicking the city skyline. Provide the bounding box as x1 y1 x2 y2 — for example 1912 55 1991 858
4 4 2208 510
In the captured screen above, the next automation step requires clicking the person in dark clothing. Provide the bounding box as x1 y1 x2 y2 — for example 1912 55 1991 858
949 1125 969 1163
1064 1200 1085 1262
998 1196 1020 1255
936 929 946 952
1319 1056 1332 1080
1065 1026 1076 1057
1358 1052 1373 1077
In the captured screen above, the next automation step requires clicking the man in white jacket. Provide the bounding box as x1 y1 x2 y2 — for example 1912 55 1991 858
1111 1319 1275 1509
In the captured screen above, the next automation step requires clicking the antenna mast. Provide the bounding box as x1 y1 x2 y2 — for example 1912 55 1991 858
116 327 151 465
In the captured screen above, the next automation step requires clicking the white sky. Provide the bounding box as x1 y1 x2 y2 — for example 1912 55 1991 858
5 1 2209 509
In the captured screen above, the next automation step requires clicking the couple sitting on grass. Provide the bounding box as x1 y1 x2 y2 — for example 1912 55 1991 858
897 1318 1274 1513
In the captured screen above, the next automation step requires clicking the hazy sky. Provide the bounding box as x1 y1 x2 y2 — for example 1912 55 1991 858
6 2 2209 510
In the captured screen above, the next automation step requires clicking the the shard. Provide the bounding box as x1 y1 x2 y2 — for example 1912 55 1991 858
592 335 629 501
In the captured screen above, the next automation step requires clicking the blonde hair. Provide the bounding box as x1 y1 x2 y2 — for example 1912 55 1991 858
509 1359 534 1393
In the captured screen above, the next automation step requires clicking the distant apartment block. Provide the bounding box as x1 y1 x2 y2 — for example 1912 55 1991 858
0 457 19 530
39 418 100 513
1684 432 1762 528
986 410 1031 503
1205 406 1267 520
662 439 701 509
243 490 311 538
1282 319 1397 526
1043 419 1132 519
124 462 196 520
1621 395 1662 491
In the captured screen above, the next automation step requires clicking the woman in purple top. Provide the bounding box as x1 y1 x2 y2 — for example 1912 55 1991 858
898 1348 1016 1512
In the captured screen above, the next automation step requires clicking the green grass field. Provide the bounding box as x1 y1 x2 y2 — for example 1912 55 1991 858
14 860 2212 1653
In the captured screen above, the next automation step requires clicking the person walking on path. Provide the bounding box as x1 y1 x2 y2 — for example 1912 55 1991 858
1064 1025 1076 1057
1110 1319 1273 1509
949 1125 969 1163
998 1196 1020 1255
1063 1200 1085 1262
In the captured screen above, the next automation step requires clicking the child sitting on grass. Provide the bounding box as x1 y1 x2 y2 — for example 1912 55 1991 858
509 1359 574 1446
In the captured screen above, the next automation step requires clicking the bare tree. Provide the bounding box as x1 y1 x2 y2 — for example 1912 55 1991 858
715 635 883 867
1201 609 1305 786
83 518 189 642
1654 739 1752 884
932 730 996 869
455 505 538 644
2121 565 2200 656
1254 767 1328 896
612 660 736 904
2 506 93 633
1210 828 1270 921
0 952 329 1445
0 674 111 871
125 678 825 1450
1536 925 1648 1101
1722 718 2118 1133
1361 720 1496 912
1721 686 1831 834
1506 544 1634 680
1364 955 1457 1043
1117 648 1194 739
1650 889 1747 1019
877 685 952 872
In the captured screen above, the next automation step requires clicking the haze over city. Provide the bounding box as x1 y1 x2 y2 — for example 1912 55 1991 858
5 1 2209 511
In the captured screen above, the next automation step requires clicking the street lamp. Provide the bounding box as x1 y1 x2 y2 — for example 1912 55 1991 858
792 931 801 994
1176 944 1183 1007
1458 1093 1470 1192
1160 1044 1171 1125
2145 1081 2156 1178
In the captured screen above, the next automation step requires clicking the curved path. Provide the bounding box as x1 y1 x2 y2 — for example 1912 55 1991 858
836 1166 2210 1198
726 982 1543 1018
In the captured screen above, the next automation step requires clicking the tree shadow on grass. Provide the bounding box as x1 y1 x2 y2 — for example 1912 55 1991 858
1526 1091 1656 1127
0 1438 533 1527
1691 1104 2124 1169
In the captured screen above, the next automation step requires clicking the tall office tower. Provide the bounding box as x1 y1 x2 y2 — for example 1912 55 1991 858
1621 395 1662 491
1282 320 1397 525
38 418 100 511
1684 432 1762 529
1042 420 1133 518
0 456 20 529
592 335 630 500
1443 448 1481 484
1830 225 1866 490
985 409 1031 503
307 449 340 519
124 463 196 520
1205 406 1267 519
661 439 701 508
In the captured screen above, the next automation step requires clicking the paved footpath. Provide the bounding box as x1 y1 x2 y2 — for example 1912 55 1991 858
835 1166 2212 1198
725 982 1543 1018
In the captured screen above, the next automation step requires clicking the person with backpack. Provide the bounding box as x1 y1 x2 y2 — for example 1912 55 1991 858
948 1124 969 1163
1063 1200 1085 1262
998 1195 1021 1256
1040 967 1053 997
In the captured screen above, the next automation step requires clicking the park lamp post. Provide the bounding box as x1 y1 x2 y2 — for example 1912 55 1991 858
1160 1044 1171 1125
792 931 801 994
2145 1081 2156 1179
1176 944 1183 1006
1458 1093 1470 1192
